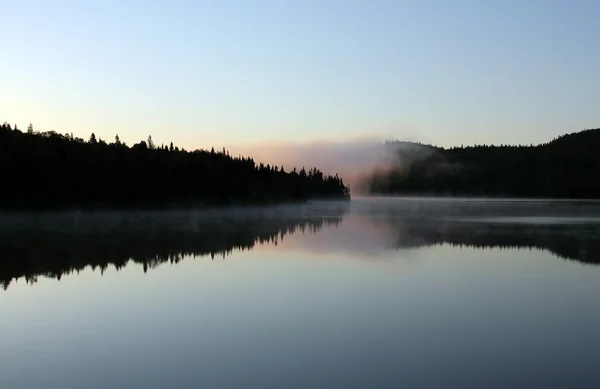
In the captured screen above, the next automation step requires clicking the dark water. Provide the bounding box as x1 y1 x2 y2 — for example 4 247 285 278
2 198 600 389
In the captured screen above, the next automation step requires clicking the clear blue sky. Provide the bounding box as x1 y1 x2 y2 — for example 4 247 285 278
3 0 599 149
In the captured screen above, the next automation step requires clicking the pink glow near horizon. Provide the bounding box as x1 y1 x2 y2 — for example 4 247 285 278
228 137 402 191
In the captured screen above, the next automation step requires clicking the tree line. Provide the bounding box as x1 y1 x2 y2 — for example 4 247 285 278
368 128 600 198
0 122 350 209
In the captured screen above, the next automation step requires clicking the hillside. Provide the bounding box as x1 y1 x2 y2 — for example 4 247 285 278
367 128 600 198
0 122 350 209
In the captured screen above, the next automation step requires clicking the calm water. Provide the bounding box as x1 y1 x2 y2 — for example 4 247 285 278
2 198 600 388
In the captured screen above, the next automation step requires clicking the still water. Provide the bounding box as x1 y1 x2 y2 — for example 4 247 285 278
2 198 600 388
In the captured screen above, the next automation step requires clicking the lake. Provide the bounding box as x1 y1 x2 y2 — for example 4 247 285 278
2 198 600 388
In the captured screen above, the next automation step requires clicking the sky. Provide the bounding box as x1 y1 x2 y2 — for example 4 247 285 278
2 0 600 154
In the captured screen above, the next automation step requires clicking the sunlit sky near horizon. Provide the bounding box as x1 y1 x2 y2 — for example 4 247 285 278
3 0 599 151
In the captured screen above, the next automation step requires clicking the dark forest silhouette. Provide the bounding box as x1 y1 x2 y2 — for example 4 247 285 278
0 122 350 209
368 128 600 198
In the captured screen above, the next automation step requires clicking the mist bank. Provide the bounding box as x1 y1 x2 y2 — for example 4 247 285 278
229 138 432 194
362 128 600 198
231 128 600 198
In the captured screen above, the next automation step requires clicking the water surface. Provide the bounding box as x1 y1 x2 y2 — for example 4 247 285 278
2 198 600 388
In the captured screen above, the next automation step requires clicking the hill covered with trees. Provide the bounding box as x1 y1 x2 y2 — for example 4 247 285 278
367 128 600 198
0 122 350 209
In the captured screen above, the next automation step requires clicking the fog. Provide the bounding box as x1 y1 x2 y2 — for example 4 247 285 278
228 138 436 194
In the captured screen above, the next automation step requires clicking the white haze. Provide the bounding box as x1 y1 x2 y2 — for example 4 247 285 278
228 138 436 194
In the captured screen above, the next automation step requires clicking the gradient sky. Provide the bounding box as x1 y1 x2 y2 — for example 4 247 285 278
3 0 599 150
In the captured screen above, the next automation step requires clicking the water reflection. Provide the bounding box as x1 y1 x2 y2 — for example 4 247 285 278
0 205 347 290
2 200 600 389
380 218 600 264
2 201 600 291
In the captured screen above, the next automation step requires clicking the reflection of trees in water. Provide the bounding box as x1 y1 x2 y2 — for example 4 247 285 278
2 205 599 291
386 220 600 265
0 213 345 291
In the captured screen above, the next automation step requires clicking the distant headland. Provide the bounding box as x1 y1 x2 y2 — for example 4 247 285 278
365 128 600 199
0 122 350 210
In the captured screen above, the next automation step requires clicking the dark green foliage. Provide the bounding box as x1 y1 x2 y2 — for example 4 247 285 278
0 122 350 209
369 128 600 198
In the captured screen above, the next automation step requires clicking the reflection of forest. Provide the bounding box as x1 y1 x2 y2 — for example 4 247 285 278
0 208 347 290
2 206 599 291
384 219 600 265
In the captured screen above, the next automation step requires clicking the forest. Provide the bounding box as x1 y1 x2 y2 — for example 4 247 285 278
0 122 350 209
367 128 600 198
